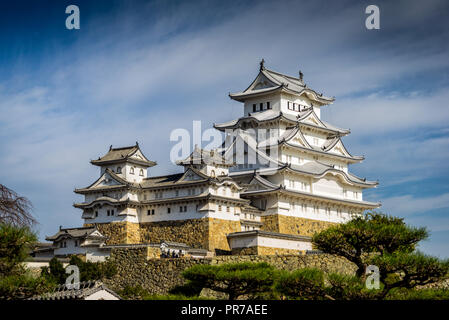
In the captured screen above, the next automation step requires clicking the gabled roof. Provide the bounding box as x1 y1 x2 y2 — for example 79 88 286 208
282 162 378 187
46 226 106 242
214 108 349 136
176 145 234 167
242 187 381 209
214 110 297 130
29 281 121 300
221 129 284 168
74 169 131 194
139 166 242 190
90 142 156 167
229 62 334 105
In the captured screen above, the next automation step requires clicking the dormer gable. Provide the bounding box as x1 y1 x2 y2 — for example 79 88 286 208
178 167 208 182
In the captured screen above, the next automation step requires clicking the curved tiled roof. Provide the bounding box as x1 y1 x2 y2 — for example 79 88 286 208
46 226 105 241
229 65 334 104
176 145 234 166
214 109 349 135
90 143 156 167
29 281 121 300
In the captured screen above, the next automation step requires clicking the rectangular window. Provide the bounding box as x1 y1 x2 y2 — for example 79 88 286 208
107 210 110 216
95 211 98 217
111 210 114 216
147 209 151 216
267 101 271 109
175 190 179 197
167 207 171 214
218 205 222 211
184 206 187 212
259 103 263 111
152 209 155 215
226 206 230 212
253 104 256 112
288 102 291 110
179 206 183 212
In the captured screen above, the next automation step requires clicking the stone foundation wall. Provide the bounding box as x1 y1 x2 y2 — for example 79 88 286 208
208 218 241 252
139 219 210 249
85 222 141 245
261 214 335 237
232 246 305 256
139 218 240 252
103 247 208 294
231 247 258 255
260 215 279 233
103 248 356 295
256 246 305 255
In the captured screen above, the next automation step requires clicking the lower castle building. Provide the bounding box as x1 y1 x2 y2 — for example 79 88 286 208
34 62 380 261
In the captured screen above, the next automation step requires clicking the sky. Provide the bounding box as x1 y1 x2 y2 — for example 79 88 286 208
0 0 448 257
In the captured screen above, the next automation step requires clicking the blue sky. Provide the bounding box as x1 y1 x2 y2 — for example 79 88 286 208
0 0 448 257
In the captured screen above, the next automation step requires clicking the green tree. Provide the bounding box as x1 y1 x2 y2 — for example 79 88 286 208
312 211 428 279
41 257 66 284
283 211 449 300
0 223 37 276
369 251 449 298
182 262 275 300
41 255 117 284
276 268 382 300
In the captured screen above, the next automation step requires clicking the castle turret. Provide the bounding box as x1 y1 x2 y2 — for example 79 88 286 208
90 142 156 183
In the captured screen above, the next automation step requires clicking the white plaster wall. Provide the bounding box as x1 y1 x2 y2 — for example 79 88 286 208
243 93 280 116
257 236 312 250
229 235 312 251
229 236 258 248
139 202 241 222
84 290 120 300
53 239 87 256
280 93 313 117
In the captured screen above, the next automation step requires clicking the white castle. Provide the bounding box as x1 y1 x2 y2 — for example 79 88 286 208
34 61 380 261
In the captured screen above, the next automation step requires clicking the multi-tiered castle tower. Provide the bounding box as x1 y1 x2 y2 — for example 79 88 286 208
215 60 380 237
39 61 379 260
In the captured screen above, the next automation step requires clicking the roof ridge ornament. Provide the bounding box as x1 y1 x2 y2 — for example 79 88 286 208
259 58 265 71
299 70 303 81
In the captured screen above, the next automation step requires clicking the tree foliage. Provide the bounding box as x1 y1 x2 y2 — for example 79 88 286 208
0 223 37 276
41 255 117 284
182 262 276 300
0 273 55 300
312 211 428 278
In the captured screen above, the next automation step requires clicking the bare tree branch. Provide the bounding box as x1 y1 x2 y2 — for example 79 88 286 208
0 184 36 227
